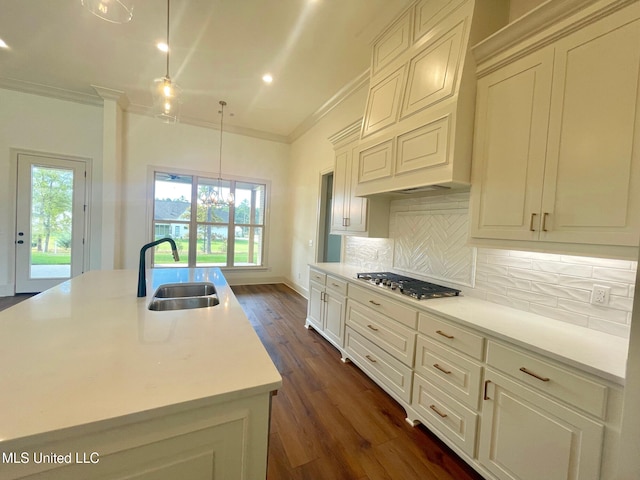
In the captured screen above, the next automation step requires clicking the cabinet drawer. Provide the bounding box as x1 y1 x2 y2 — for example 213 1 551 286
345 327 413 403
309 268 326 285
486 341 608 419
418 313 484 360
412 373 478 458
415 336 482 409
347 300 416 367
326 275 348 296
349 284 418 329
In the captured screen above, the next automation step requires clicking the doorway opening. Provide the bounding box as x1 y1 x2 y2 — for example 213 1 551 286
318 172 341 263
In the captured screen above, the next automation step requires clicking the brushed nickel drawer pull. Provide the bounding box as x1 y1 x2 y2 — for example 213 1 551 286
519 367 550 382
429 405 448 418
331 283 340 288
436 330 454 339
433 363 452 375
484 380 491 400
529 213 537 231
365 355 377 363
367 324 379 332
369 300 381 306
542 212 549 232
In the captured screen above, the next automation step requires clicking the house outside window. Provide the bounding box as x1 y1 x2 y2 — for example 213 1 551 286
152 171 267 268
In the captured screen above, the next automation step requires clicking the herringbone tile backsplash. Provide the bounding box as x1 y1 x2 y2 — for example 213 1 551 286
345 192 637 338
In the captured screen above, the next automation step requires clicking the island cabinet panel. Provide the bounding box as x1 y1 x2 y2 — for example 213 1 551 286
479 369 604 480
470 2 640 255
1 393 271 480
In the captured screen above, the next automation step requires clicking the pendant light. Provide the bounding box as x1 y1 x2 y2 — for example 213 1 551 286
153 0 181 123
199 101 235 206
81 0 134 23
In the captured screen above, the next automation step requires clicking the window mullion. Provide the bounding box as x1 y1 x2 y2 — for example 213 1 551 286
188 176 199 267
227 180 236 266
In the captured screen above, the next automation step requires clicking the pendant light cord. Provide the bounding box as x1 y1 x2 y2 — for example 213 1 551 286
219 101 226 181
165 0 171 78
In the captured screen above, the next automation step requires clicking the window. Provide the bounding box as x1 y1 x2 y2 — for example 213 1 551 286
152 171 267 268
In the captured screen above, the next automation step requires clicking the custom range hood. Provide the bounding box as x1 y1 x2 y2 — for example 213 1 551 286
353 0 509 197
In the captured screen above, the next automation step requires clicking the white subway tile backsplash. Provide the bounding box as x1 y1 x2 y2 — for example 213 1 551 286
592 267 637 284
530 283 591 303
344 191 637 339
529 304 589 327
587 317 631 337
531 260 593 277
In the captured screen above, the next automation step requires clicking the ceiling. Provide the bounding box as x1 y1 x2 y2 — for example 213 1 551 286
0 0 413 142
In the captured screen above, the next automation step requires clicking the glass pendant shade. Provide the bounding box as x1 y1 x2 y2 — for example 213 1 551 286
81 0 133 23
153 76 181 124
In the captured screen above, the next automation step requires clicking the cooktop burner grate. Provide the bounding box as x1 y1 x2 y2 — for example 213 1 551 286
356 272 461 300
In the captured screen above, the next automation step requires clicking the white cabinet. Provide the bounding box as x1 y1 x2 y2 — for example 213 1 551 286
305 269 347 350
355 0 509 197
471 1 640 256
344 283 418 408
479 340 608 480
328 122 390 237
479 369 604 480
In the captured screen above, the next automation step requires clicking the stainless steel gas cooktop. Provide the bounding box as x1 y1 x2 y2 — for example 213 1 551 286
356 272 461 300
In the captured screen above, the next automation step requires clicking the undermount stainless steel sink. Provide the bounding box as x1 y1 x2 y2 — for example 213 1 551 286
152 282 216 298
148 296 220 311
148 282 219 311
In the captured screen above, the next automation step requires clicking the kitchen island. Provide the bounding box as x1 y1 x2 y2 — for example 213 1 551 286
0 268 282 480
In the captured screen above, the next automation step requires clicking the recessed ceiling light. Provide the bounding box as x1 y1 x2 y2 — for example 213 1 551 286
157 42 169 52
262 73 273 84
0 38 9 49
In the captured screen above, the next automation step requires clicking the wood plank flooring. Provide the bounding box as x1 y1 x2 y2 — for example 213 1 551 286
232 283 484 480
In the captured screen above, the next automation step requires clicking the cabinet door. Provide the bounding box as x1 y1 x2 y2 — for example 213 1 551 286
331 147 349 233
470 48 553 240
307 282 325 330
345 142 368 233
541 10 640 246
479 369 603 480
324 292 346 347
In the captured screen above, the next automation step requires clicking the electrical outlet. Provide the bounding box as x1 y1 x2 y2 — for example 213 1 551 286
590 285 611 305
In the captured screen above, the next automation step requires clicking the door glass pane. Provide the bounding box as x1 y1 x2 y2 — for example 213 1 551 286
196 225 228 266
235 227 262 266
30 166 73 279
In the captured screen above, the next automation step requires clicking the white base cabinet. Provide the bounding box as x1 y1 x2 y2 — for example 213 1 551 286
479 369 604 480
306 268 347 350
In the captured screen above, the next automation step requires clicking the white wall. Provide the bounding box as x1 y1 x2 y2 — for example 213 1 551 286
288 83 369 295
0 89 104 295
122 112 291 285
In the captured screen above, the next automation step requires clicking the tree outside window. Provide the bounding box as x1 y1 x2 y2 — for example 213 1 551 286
152 172 267 268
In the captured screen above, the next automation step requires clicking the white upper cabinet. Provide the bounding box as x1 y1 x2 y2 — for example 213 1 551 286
470 0 640 258
356 0 509 197
328 121 390 237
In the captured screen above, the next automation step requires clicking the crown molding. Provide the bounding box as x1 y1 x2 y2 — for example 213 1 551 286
125 102 290 144
91 85 130 109
328 118 363 146
287 69 371 144
0 77 103 106
474 0 637 74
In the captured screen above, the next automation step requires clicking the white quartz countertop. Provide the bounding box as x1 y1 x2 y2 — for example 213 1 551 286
311 263 628 385
0 268 282 444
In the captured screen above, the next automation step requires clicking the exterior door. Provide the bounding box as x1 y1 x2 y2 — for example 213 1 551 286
15 153 87 293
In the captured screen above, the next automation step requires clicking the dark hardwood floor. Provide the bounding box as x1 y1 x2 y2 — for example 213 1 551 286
0 293 35 312
232 283 484 480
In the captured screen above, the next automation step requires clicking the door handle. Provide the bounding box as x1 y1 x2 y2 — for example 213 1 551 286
16 240 24 244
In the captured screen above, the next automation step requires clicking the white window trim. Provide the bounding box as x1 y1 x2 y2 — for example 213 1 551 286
146 165 271 270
